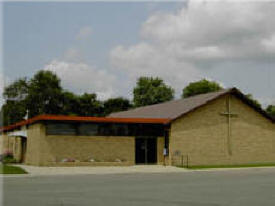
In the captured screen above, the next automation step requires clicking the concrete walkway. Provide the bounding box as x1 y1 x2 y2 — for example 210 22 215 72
12 164 186 176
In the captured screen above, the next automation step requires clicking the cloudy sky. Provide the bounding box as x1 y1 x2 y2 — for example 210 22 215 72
2 1 275 107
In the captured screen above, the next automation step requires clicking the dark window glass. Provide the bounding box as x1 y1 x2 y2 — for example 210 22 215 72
46 123 76 135
128 124 138 136
78 123 98 136
98 123 111 136
45 122 165 137
108 124 128 136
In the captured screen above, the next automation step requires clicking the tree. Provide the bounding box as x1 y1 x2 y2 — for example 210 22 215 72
26 70 64 118
77 93 103 116
245 94 262 109
133 77 174 107
182 79 223 98
0 109 3 127
0 70 112 125
1 100 27 126
103 97 132 116
3 78 29 100
1 78 29 126
60 91 80 116
266 105 275 118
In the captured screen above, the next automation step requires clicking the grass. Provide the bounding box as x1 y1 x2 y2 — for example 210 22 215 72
179 163 275 170
0 164 28 174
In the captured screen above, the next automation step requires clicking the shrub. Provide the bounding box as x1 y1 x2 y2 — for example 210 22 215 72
0 151 17 164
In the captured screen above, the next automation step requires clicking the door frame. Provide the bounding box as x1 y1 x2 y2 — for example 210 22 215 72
135 137 157 164
20 136 27 163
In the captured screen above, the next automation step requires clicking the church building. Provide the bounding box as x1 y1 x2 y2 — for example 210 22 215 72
0 88 274 167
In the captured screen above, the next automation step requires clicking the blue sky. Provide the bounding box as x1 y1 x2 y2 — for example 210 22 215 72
2 1 275 107
3 2 182 79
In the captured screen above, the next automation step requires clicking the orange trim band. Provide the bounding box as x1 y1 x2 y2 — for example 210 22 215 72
0 114 171 132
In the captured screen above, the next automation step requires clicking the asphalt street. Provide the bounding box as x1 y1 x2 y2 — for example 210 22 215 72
2 167 275 206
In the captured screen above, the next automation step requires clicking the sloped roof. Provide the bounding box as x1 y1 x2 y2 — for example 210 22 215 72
110 88 274 123
110 89 232 119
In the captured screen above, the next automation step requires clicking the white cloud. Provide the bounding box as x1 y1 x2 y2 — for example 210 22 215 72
110 1 275 96
62 48 83 62
76 26 93 40
110 42 202 95
43 60 117 100
42 24 119 101
261 34 275 53
258 97 275 108
141 2 267 44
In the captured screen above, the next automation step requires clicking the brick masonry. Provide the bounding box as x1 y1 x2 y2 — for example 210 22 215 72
0 133 22 162
21 123 165 166
169 94 275 166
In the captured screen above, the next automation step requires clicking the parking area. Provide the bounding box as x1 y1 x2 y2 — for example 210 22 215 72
2 167 275 206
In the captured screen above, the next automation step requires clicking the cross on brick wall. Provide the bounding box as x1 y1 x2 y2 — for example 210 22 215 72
220 96 238 155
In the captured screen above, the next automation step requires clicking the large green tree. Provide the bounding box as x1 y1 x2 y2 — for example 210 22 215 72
26 70 64 118
182 79 223 98
3 78 29 100
133 77 174 107
1 78 29 126
103 97 132 116
60 92 105 117
77 93 103 116
1 70 123 124
266 105 275 118
1 100 27 126
60 91 80 116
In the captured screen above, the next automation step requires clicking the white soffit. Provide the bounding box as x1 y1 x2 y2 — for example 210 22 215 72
7 127 27 137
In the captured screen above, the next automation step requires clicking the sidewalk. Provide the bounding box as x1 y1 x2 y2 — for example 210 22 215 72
12 164 186 176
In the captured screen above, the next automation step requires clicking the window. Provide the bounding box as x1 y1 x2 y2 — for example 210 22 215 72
46 123 76 135
78 123 98 136
45 122 165 137
111 124 129 136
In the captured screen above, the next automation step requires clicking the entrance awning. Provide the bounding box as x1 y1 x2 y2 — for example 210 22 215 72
7 129 27 138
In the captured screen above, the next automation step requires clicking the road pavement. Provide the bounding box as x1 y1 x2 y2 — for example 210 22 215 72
2 167 275 206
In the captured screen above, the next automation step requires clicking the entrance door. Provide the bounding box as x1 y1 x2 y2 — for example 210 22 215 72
20 137 27 163
135 138 157 164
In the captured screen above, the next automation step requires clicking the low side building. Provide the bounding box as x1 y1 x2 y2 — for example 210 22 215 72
0 116 167 166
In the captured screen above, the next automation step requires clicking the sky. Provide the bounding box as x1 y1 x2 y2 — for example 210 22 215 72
2 1 275 108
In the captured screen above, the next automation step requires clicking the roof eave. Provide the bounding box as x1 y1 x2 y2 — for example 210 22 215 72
0 115 171 133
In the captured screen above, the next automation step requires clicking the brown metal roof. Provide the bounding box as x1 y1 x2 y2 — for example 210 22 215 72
110 89 232 119
110 88 274 123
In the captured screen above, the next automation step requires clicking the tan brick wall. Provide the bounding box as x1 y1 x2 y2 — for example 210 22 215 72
169 94 275 166
11 137 22 161
25 124 43 165
0 133 22 162
0 133 8 154
25 123 135 166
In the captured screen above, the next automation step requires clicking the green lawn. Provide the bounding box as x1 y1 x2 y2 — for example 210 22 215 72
0 164 28 174
180 163 275 170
